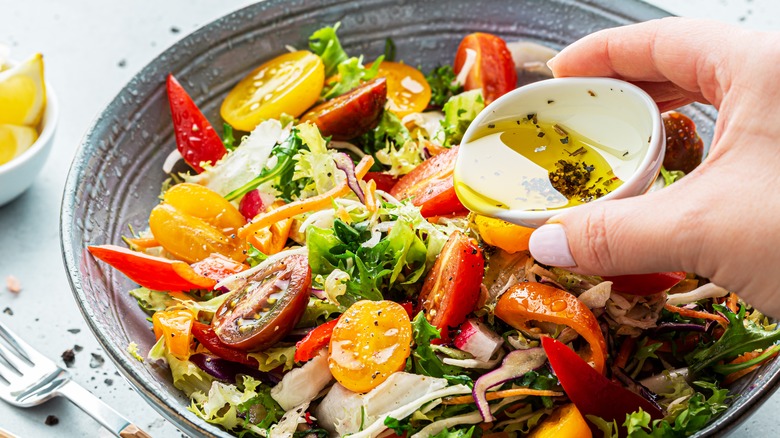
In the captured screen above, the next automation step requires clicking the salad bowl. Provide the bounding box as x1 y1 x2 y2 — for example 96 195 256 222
60 0 778 437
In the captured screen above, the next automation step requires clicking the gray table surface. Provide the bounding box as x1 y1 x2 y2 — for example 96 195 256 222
0 0 777 436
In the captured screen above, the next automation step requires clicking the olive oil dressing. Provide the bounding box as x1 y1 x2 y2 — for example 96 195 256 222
455 115 633 213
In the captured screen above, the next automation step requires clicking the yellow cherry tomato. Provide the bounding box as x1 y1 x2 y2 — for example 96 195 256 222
221 51 325 131
527 403 592 438
328 300 412 393
152 308 195 361
151 184 247 263
163 183 246 233
474 215 534 253
372 61 431 118
150 203 246 264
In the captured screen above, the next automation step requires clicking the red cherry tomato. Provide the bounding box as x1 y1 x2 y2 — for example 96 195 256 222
602 272 686 296
418 231 484 337
166 74 227 173
390 147 467 217
454 33 517 105
294 318 340 363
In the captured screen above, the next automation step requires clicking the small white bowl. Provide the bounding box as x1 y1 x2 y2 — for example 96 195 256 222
0 82 58 207
455 77 664 228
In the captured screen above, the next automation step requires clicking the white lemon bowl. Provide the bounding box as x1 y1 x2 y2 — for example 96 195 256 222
456 77 665 228
0 83 58 207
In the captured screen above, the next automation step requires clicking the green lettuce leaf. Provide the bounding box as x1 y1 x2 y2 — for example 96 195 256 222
130 287 176 315
308 23 349 77
306 216 429 302
296 297 344 328
687 304 780 375
440 89 484 147
411 312 461 378
247 345 296 372
426 65 463 108
323 55 384 100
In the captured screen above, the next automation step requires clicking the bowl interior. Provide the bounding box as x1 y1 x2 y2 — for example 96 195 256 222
60 1 775 437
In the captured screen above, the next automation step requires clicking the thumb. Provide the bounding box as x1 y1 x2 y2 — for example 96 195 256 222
528 181 706 276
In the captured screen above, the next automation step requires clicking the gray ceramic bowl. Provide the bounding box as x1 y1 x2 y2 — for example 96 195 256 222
60 0 778 436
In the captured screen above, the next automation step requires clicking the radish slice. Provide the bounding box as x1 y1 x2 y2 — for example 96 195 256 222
454 319 503 362
472 347 547 422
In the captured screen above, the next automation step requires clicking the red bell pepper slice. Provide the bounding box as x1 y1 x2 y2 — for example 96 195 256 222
602 272 686 296
88 245 216 291
166 74 227 173
192 322 259 368
542 337 664 428
294 318 340 363
364 172 399 193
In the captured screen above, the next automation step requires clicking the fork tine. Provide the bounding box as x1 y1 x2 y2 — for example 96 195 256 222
0 341 29 374
0 320 42 363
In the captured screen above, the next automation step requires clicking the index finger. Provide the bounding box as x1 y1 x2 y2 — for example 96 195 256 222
548 17 745 108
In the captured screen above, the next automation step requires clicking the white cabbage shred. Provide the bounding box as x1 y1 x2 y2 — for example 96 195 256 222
271 349 332 410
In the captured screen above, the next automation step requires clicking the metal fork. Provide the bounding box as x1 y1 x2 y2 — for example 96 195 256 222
0 320 151 437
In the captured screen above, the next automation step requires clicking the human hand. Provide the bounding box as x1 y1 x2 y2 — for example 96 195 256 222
527 17 780 317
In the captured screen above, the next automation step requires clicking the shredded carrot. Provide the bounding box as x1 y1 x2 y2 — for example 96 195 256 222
727 293 739 314
364 179 379 213
615 336 637 370
122 236 160 249
238 156 374 239
723 347 780 385
664 303 729 327
442 388 563 405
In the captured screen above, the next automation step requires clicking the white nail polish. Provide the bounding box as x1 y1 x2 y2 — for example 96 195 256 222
529 224 576 267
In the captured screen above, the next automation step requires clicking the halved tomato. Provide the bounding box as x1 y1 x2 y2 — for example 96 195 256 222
454 33 517 105
372 61 432 118
301 77 387 140
212 254 311 351
221 51 325 131
418 231 484 336
389 146 467 217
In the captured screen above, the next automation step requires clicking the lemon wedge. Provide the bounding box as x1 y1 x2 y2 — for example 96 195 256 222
0 124 38 165
0 53 46 126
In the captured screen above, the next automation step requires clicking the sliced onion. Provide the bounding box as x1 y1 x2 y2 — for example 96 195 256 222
472 347 547 422
333 153 366 203
376 190 400 205
330 140 366 157
214 246 307 291
442 349 505 369
162 148 183 174
189 353 273 383
666 283 729 306
310 288 328 300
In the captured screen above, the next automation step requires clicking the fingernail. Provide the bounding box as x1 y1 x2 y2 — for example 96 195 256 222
546 55 559 71
529 224 576 267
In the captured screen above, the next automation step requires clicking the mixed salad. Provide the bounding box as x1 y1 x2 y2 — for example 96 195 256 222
89 24 780 438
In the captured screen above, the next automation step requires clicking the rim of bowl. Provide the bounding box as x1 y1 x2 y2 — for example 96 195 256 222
460 77 664 223
0 78 59 174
